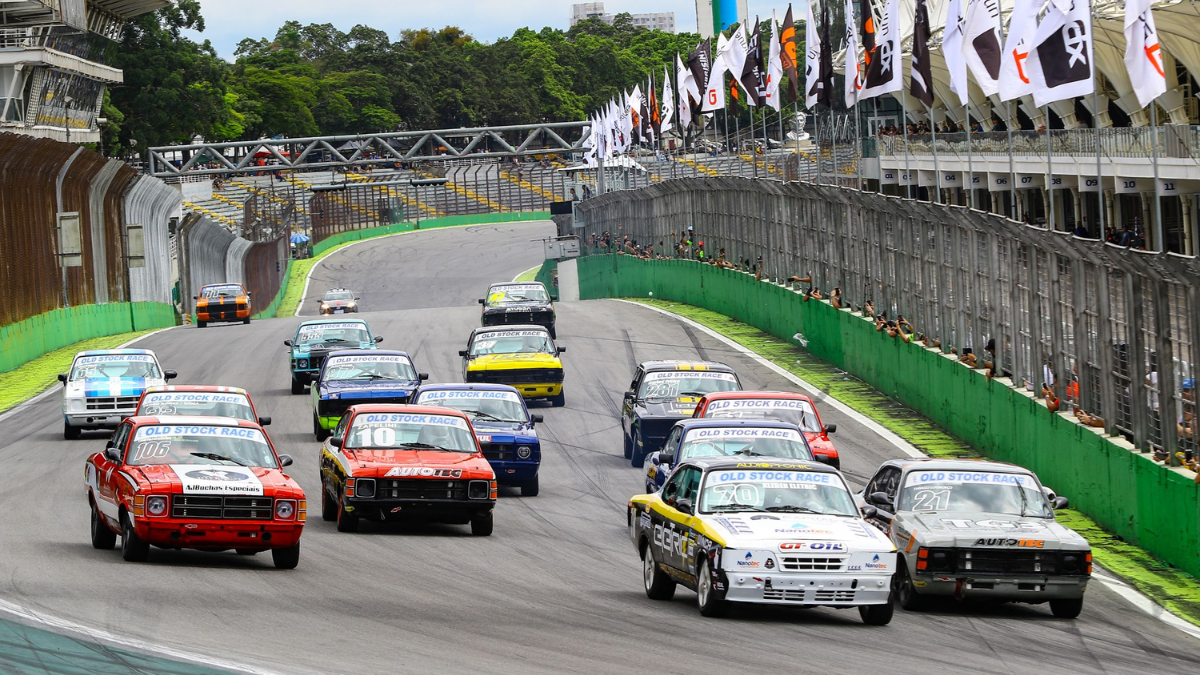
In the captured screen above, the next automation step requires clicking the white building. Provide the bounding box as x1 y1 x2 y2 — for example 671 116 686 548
569 2 676 33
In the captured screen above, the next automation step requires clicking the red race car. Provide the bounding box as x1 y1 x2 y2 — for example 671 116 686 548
84 415 305 568
135 385 271 427
319 404 497 535
692 391 840 468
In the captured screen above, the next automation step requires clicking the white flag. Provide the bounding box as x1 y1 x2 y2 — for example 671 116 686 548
722 26 749 88
943 0 969 106
661 65 675 134
702 33 729 112
764 13 784 111
1026 0 1094 107
619 94 633 151
804 0 821 109
963 0 1002 97
844 0 860 108
1124 0 1166 109
860 0 903 99
676 53 694 130
629 85 643 142
998 0 1037 102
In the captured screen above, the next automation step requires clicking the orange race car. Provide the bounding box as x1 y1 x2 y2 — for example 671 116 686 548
194 283 251 327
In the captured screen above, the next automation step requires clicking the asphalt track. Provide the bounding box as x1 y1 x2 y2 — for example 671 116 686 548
2 220 1198 674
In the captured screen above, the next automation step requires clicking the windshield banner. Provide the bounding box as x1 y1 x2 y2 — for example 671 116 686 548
708 469 834 485
646 371 737 381
77 354 153 364
707 399 813 412
142 392 246 405
170 465 264 495
134 425 267 444
419 390 522 402
352 413 469 429
476 330 548 339
326 354 407 366
688 427 803 441
907 471 1036 488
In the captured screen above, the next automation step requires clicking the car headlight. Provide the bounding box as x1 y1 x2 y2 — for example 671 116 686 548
516 445 532 459
347 301 356 307
68 399 85 412
146 496 168 517
468 480 490 499
275 499 296 520
355 478 375 498
296 359 309 369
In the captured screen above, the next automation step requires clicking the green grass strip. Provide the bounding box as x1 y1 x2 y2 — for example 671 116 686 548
514 265 541 282
275 240 365 318
0 329 161 415
631 297 1200 627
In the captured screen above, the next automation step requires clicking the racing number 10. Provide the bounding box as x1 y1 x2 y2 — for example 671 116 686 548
354 427 396 447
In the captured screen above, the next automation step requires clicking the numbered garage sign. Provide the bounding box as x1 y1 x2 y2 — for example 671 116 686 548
1115 178 1145 194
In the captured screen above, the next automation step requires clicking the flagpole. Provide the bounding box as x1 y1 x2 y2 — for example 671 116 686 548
1094 90 1105 237
1008 101 1016 219
854 101 862 190
794 100 803 181
1045 104 1054 230
1151 102 1163 251
930 103 939 203
902 90 912 199
832 108 839 186
966 104 975 209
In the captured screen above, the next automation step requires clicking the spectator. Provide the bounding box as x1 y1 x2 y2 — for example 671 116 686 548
1118 226 1135 247
1178 379 1196 444
830 287 843 309
1072 222 1089 238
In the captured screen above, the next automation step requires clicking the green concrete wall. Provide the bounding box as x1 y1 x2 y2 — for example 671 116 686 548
0 302 176 375
535 258 559 300
313 211 551 256
579 254 1200 577
252 259 292 320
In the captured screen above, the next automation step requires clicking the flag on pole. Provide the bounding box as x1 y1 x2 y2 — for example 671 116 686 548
818 0 835 107
963 0 1003 97
998 0 1037 102
804 0 821 108
844 0 861 108
911 0 935 108
619 94 633 151
780 5 799 101
629 86 643 142
649 73 662 139
765 12 784 111
661 64 675 134
740 20 765 106
943 0 970 106
860 0 876 71
677 53 695 130
687 39 712 109
1124 0 1166 108
1025 0 1095 107
859 0 901 99
703 33 730 112
722 25 750 96
641 78 654 142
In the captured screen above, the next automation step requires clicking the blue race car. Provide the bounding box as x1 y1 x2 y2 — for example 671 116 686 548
413 383 544 496
643 418 816 493
285 318 382 394
311 350 428 440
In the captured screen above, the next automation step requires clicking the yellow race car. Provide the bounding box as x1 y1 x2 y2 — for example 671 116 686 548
459 325 566 406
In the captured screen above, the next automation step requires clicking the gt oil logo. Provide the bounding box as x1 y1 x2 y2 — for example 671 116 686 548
779 542 845 551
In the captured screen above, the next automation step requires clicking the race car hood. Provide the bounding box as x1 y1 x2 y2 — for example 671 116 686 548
319 379 419 399
640 397 702 418
467 353 562 371
342 449 495 479
483 301 552 313
471 421 538 445
704 512 894 551
293 343 373 355
898 512 1089 550
323 300 352 307
127 464 301 497
66 377 162 398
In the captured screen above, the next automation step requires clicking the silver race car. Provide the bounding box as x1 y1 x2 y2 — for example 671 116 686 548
858 458 1091 618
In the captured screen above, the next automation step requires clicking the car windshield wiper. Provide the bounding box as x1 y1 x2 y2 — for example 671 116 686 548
764 505 821 513
360 374 402 380
709 503 759 511
460 409 506 422
678 391 708 398
190 452 247 466
731 449 764 456
397 442 446 450
324 338 348 343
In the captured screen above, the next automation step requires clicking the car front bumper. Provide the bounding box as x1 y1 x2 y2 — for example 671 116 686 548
64 412 129 429
135 519 303 550
345 497 495 523
487 461 539 484
913 574 1089 600
720 569 893 606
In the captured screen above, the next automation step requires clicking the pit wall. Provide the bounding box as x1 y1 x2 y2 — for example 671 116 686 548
578 254 1200 577
312 211 551 256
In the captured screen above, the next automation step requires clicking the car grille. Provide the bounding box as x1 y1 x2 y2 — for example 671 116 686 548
85 396 140 411
477 369 563 385
762 588 857 603
373 479 467 500
171 495 274 520
956 549 1060 575
205 301 243 319
479 443 512 461
779 556 846 572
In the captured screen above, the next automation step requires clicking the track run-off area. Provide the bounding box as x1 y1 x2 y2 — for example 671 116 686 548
2 221 1198 674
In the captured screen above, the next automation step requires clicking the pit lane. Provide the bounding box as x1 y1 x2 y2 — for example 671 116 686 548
0 221 1197 674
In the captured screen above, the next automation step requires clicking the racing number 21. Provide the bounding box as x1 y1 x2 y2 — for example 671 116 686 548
911 489 950 511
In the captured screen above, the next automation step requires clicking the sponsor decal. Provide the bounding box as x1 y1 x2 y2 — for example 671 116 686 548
77 354 153 364
907 471 1036 488
325 355 409 367
774 522 834 535
974 538 1046 548
707 399 815 412
689 427 803 441
383 467 463 478
779 542 846 551
142 392 245 405
354 413 469 429
418 390 522 402
495 284 544 292
865 554 888 570
716 517 753 534
645 371 737 381
942 519 1047 531
83 377 148 397
709 470 831 485
476 330 549 339
135 425 267 444
842 521 876 538
736 551 762 568
640 511 651 530
653 523 687 556
731 462 812 470
170 465 264 495
476 434 492 443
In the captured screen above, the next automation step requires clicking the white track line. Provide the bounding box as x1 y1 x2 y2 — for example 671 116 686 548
617 298 1200 639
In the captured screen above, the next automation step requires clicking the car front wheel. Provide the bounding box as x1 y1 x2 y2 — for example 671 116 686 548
696 559 728 616
336 495 358 533
313 414 330 441
630 430 646 468
290 376 304 395
121 514 149 563
894 559 927 611
64 422 81 440
859 598 895 625
321 482 337 522
272 543 300 569
90 502 116 550
520 475 539 497
471 511 493 536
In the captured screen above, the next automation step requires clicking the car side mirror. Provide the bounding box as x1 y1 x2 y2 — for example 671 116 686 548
654 451 673 466
557 346 566 354
258 416 272 426
57 373 67 384
284 339 293 347
1052 496 1070 510
419 373 429 381
330 437 342 448
824 424 837 434
868 491 893 508
374 336 384 343
530 414 544 424
164 370 178 381
104 447 121 463
624 391 634 401
277 454 294 467
477 298 486 305
860 504 878 519
355 297 361 300
458 350 469 357
675 498 694 515
192 295 198 300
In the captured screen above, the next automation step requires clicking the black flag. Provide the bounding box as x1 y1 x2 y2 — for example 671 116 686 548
818 0 835 107
740 20 766 106
911 0 934 107
687 39 712 118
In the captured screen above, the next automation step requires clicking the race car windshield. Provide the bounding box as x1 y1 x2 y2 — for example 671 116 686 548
680 429 813 461
897 470 1053 517
470 334 555 356
324 357 416 382
138 393 255 422
415 391 528 423
698 469 857 516
201 285 243 298
324 291 354 301
69 355 162 382
126 425 277 468
639 372 739 399
703 398 823 433
486 286 549 305
345 413 476 452
296 324 371 346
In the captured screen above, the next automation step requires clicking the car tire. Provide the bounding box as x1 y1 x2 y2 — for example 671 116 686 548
630 429 646 468
642 542 676 600
551 391 565 407
828 457 841 470
197 321 207 328
894 559 928 611
548 326 557 339
290 377 304 395
623 432 632 459
242 317 251 325
520 475 539 497
272 543 300 570
1050 598 1084 619
64 422 81 441
120 513 149 563
859 598 895 626
90 502 116 550
313 414 330 442
235 549 258 556
321 482 337 522
336 495 358 533
471 511 494 536
696 559 728 616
